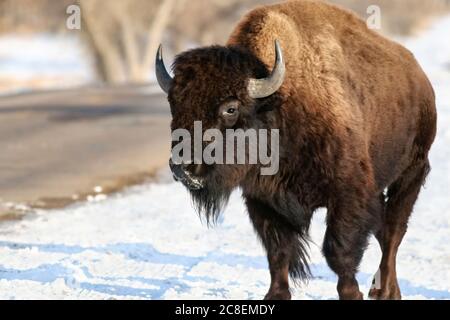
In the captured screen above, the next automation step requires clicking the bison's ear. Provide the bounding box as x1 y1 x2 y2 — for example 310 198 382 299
247 40 285 99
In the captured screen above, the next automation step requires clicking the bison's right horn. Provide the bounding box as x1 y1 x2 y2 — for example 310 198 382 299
155 44 173 94
247 40 286 99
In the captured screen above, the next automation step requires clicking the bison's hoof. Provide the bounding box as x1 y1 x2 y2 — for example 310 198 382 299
368 286 401 300
264 290 292 300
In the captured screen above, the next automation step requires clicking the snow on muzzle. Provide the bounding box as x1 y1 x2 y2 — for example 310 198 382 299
169 158 205 190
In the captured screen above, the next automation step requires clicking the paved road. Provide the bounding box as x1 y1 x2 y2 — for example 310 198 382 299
0 86 171 217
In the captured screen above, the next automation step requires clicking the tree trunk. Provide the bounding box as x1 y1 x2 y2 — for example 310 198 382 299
141 0 180 78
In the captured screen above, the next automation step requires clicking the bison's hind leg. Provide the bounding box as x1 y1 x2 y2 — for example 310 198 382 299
245 197 311 300
322 196 376 300
369 159 430 300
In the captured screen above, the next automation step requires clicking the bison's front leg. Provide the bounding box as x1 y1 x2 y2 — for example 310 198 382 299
246 197 309 300
323 199 374 300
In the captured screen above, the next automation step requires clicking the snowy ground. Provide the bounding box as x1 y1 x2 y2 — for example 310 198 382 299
0 34 94 95
1 17 450 299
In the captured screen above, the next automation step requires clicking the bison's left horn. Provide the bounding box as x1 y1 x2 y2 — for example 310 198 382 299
247 40 286 99
155 44 173 94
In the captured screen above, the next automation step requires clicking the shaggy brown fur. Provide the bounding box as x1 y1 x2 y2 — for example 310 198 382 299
165 0 436 300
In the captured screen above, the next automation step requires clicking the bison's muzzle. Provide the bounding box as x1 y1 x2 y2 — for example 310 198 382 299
169 159 205 190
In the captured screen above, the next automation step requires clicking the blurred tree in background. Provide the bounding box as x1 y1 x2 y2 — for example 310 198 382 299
0 0 72 32
1 0 449 85
78 0 181 83
77 0 273 83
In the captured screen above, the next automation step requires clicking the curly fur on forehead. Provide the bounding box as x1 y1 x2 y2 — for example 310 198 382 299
172 45 268 81
168 45 275 131
169 46 269 115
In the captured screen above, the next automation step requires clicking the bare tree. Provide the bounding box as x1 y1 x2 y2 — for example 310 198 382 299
79 0 181 84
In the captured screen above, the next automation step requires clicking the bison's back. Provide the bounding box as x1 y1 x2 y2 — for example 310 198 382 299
228 0 436 188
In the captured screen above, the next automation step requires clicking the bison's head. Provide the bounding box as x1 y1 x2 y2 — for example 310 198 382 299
155 41 285 223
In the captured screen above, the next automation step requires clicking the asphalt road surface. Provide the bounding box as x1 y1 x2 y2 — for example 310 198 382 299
0 86 171 217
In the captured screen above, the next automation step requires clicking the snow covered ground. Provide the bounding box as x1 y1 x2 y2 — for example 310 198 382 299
0 17 449 300
0 34 94 95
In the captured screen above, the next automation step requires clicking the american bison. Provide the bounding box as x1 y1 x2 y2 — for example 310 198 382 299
155 0 436 300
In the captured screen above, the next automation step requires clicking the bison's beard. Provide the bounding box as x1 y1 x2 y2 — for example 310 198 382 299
188 166 245 225
189 183 231 226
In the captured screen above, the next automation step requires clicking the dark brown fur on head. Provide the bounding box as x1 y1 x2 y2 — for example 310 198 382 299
168 46 282 224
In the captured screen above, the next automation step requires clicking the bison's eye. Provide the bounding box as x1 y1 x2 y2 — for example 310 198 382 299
219 100 240 127
226 108 236 115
